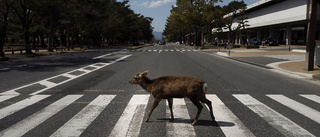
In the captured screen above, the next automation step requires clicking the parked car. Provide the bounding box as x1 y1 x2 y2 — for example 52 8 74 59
159 41 166 45
248 38 261 46
261 38 278 46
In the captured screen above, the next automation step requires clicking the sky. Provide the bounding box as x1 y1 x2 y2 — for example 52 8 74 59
127 0 259 32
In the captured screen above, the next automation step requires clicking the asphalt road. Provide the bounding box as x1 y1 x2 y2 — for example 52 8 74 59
0 44 319 136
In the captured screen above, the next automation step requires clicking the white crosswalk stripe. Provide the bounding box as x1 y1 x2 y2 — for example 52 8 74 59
129 49 197 52
0 95 83 137
0 93 319 136
109 95 149 137
166 98 196 137
0 95 18 103
233 94 315 137
267 94 320 124
0 95 50 120
300 94 320 104
207 95 255 137
51 95 115 137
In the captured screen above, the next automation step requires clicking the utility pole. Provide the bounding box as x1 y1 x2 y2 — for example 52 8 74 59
305 0 318 71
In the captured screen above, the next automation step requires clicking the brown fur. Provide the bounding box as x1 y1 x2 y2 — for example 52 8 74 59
129 70 215 125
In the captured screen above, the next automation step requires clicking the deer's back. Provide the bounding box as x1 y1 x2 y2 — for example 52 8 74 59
151 76 205 98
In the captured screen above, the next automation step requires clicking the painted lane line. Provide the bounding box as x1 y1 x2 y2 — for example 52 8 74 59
110 55 132 63
233 94 314 137
206 95 255 137
1 55 130 96
300 94 320 104
51 95 115 137
109 95 149 137
30 55 131 95
61 73 78 79
159 49 162 53
0 95 82 137
267 94 320 124
0 95 50 120
93 53 112 59
0 95 18 103
39 80 56 88
0 68 9 71
166 98 196 137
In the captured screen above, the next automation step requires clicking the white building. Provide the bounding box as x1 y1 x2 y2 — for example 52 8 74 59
216 0 320 46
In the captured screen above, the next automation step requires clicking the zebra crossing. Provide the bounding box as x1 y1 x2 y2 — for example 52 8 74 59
0 93 319 136
128 49 197 53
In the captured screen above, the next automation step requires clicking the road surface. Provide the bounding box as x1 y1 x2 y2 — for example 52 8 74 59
0 44 319 136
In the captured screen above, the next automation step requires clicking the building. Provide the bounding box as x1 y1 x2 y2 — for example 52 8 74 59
215 0 320 46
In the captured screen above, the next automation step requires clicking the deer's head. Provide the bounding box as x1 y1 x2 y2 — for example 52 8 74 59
129 70 149 84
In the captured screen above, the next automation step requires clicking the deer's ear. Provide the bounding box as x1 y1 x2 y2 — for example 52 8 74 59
142 70 149 76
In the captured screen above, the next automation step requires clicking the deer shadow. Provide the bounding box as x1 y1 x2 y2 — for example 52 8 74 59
156 118 234 127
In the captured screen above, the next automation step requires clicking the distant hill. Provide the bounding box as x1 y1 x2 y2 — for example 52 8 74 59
153 31 163 40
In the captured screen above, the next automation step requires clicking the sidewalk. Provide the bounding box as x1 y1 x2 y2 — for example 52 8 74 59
202 45 320 80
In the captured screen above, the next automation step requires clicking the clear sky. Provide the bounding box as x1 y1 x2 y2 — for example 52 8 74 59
127 0 259 32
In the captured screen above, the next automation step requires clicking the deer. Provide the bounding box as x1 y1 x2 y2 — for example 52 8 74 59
129 70 216 125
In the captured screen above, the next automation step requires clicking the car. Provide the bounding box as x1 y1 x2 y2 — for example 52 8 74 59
261 38 278 46
159 41 166 45
248 38 261 46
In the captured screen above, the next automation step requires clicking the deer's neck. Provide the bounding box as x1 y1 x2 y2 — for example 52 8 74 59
140 76 153 92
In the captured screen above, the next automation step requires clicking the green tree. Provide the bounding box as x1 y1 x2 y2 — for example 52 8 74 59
11 0 43 54
0 0 14 57
164 0 221 46
222 0 247 44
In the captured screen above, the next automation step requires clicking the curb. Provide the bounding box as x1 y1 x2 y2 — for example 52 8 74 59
266 61 316 80
216 52 229 56
312 74 320 80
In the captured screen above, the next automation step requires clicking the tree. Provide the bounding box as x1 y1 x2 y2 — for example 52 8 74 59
164 0 222 47
1 0 154 53
12 0 43 54
222 0 247 44
0 0 14 57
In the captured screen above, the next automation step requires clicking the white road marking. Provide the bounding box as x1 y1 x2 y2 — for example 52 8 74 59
166 98 196 137
300 94 320 104
267 94 320 124
0 54 131 96
207 95 255 137
51 95 115 137
109 95 149 137
0 95 18 103
0 68 9 71
0 95 82 137
0 95 50 120
93 53 112 59
233 94 314 137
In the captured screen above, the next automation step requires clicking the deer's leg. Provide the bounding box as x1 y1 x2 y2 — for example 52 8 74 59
200 97 215 122
167 98 174 122
145 98 162 122
189 98 203 125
